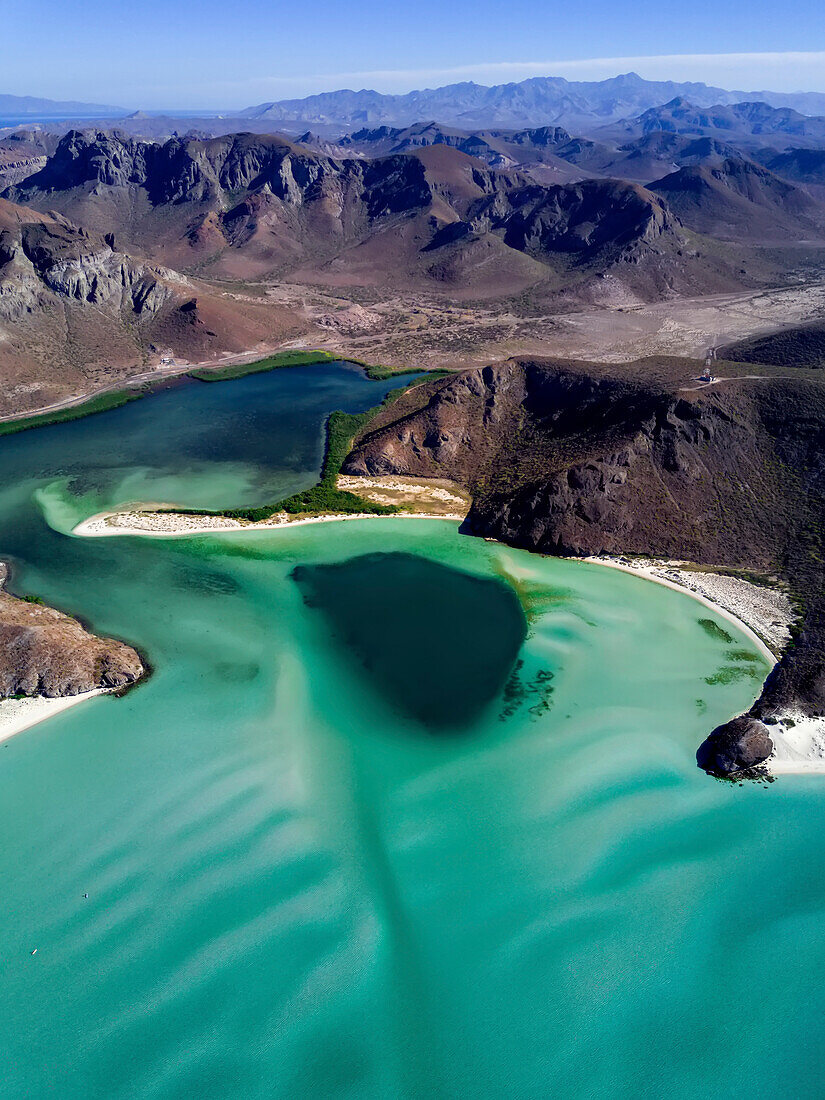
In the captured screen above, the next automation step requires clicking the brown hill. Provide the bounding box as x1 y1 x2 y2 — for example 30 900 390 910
650 157 825 240
597 98 825 150
721 323 825 369
0 563 143 698
761 148 825 197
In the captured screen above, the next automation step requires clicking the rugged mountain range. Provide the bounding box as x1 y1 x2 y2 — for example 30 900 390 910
2 119 823 409
238 73 825 132
338 121 573 162
344 357 825 774
5 129 732 300
596 97 825 147
9 96 825 192
300 103 825 191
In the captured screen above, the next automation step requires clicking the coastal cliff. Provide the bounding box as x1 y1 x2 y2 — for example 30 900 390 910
345 357 825 775
0 563 144 698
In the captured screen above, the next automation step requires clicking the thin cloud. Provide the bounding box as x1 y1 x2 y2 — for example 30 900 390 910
112 52 825 109
300 52 825 86
232 52 825 96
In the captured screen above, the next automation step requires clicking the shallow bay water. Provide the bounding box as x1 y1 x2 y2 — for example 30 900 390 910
1 364 824 1099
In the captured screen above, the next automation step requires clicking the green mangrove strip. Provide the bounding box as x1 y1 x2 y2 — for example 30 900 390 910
187 349 337 382
0 388 148 438
163 373 445 521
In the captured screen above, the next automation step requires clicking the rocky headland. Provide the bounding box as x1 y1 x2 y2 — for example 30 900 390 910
343 356 825 777
0 562 144 699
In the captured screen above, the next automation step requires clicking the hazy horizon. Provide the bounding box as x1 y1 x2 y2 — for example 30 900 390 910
5 0 824 110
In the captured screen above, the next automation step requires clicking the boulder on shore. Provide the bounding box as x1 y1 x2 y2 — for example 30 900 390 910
696 714 773 777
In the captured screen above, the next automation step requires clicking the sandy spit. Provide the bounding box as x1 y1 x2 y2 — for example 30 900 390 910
72 509 466 539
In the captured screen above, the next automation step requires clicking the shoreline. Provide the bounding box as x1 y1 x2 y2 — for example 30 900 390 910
578 556 786 665
0 349 423 434
59 514 825 776
75 511 788 663
0 689 108 746
579 555 825 777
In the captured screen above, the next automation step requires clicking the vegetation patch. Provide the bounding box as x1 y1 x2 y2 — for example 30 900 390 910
0 388 146 437
188 351 448 384
499 662 556 722
697 618 734 644
704 665 762 686
163 373 439 522
727 648 763 663
187 349 336 382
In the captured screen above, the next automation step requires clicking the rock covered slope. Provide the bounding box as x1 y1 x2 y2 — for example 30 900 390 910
0 564 143 698
0 197 175 321
721 323 825 369
344 358 825 774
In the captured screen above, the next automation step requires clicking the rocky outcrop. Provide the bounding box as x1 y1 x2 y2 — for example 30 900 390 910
695 716 774 777
0 194 305 417
469 178 677 261
345 357 825 764
0 131 56 190
0 564 143 698
0 198 175 322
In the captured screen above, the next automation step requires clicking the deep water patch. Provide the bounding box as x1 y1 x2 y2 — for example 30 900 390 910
292 551 527 729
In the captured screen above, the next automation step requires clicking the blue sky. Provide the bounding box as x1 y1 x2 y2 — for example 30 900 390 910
5 0 825 108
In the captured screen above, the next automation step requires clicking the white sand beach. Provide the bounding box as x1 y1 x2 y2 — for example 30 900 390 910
764 714 825 775
582 556 825 776
581 555 792 662
0 689 107 745
72 508 467 539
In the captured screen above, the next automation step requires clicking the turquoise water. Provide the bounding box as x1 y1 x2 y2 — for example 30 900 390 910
1 365 824 1099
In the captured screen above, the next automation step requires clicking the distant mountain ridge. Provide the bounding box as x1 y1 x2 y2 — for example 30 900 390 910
0 92 127 117
240 73 825 132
